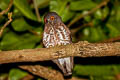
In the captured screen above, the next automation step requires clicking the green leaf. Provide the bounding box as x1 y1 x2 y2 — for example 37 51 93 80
93 76 115 80
50 0 74 22
36 45 43 48
115 5 120 21
89 27 100 42
89 27 107 42
94 9 102 19
74 65 120 76
82 27 90 37
36 0 50 8
106 24 120 38
102 6 109 19
0 32 41 50
61 7 74 22
81 26 107 42
11 18 32 31
97 26 107 41
0 32 19 50
50 0 59 13
14 0 37 21
70 0 97 11
83 11 92 22
50 0 68 15
9 69 28 80
0 0 10 10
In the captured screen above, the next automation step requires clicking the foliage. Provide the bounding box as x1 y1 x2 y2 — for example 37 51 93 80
8 69 28 80
0 0 120 80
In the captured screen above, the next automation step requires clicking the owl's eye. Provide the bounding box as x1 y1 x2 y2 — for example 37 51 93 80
50 16 54 21
44 18 47 23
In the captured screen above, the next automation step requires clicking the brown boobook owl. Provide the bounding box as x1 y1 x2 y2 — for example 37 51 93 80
43 12 73 76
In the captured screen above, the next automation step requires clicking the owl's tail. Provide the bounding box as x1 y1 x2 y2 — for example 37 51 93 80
53 57 73 76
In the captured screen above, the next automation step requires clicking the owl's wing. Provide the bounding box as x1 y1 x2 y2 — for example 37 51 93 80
53 23 73 76
61 23 72 43
43 24 51 48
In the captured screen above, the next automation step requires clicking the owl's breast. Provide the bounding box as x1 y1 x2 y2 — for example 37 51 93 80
43 25 70 48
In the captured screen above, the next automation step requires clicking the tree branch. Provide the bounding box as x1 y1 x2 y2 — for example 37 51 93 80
0 41 120 64
0 0 13 16
1 41 120 79
19 65 86 80
71 21 93 35
0 12 12 37
33 0 41 22
19 65 64 80
68 0 109 27
101 36 120 43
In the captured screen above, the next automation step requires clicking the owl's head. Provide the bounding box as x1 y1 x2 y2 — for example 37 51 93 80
44 12 62 25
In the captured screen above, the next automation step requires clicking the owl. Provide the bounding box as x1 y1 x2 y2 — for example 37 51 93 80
43 12 73 76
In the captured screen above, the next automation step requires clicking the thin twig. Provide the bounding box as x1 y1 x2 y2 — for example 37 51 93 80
28 29 40 36
100 36 120 43
71 21 93 34
68 0 109 27
0 0 13 37
21 74 34 80
0 0 13 16
33 0 41 22
0 12 12 37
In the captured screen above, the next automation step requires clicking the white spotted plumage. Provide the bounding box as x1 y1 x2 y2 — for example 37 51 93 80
43 12 73 76
43 25 71 47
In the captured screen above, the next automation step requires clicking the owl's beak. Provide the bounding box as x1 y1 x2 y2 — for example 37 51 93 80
47 19 50 22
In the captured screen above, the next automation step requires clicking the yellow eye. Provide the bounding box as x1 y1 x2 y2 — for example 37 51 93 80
50 16 54 20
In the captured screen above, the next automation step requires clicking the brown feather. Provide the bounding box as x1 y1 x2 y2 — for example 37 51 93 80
43 12 74 76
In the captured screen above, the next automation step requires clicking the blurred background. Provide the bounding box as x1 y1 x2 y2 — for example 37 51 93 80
0 0 120 80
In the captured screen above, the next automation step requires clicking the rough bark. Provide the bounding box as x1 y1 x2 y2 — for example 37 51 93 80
0 41 120 64
19 65 64 80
